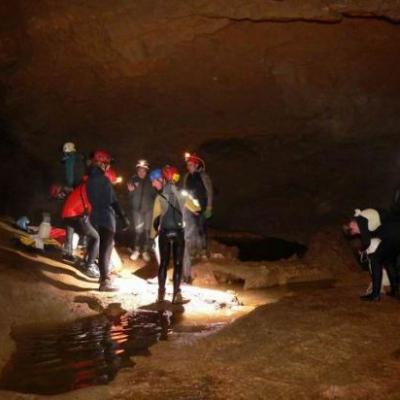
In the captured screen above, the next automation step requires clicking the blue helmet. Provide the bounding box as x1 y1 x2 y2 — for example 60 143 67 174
16 216 30 231
149 169 162 182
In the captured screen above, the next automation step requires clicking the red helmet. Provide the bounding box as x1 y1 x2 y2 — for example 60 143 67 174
162 165 180 183
92 150 112 164
184 152 205 169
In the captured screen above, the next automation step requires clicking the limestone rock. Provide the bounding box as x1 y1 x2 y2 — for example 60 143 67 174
1 1 400 240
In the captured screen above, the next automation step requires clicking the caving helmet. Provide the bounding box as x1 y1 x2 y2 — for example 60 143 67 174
92 150 112 165
136 159 150 170
149 169 163 182
354 208 381 232
63 142 76 153
184 152 205 169
162 165 180 184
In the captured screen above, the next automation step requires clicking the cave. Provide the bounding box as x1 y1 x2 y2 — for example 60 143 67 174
1 1 400 399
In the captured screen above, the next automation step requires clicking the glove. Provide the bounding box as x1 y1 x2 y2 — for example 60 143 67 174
121 217 131 231
63 186 73 194
203 207 213 219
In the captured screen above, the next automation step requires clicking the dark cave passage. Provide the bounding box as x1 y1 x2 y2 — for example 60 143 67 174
215 236 307 261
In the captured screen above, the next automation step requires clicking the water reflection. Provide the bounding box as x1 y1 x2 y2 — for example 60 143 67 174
0 310 172 395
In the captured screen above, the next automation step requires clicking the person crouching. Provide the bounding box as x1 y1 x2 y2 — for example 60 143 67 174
344 208 400 301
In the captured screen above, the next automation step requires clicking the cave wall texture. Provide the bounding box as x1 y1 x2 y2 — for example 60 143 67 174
2 0 400 240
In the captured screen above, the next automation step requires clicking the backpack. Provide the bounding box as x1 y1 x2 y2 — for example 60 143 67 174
61 178 92 220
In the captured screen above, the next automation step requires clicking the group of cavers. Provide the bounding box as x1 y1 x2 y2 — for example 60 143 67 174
343 190 400 302
56 142 213 304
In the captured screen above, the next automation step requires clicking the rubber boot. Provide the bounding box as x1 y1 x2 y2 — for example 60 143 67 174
360 293 381 302
99 278 119 292
172 290 190 305
386 288 399 298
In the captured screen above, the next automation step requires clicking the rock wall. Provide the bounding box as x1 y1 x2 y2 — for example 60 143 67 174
1 1 400 239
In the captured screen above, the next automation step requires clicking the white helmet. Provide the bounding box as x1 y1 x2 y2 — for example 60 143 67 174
63 142 76 153
354 208 381 232
136 159 150 170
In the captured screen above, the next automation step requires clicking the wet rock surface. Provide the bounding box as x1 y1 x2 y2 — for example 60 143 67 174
114 284 400 400
0 220 399 399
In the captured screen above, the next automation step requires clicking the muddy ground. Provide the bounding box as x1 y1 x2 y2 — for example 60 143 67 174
0 221 399 399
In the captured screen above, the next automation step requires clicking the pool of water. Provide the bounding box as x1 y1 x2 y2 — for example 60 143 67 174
0 310 178 395
0 279 334 396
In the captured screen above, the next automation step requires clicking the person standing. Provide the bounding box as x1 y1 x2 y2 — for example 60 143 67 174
61 176 100 279
127 160 156 262
62 142 86 190
183 152 213 263
61 142 86 263
86 150 130 292
150 166 200 304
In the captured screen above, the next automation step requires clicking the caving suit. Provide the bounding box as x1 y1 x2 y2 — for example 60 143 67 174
62 152 86 258
357 215 400 297
183 170 213 262
86 166 127 283
152 183 200 297
128 175 156 253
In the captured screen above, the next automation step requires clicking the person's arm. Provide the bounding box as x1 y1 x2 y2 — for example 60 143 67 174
357 217 371 251
183 173 188 190
127 176 137 194
108 182 130 229
65 157 75 188
200 172 213 217
151 196 162 238
177 186 201 214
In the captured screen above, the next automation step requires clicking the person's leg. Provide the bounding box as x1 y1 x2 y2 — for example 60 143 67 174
135 211 145 250
185 210 201 258
63 225 75 260
78 234 87 249
157 231 171 301
172 230 185 302
74 217 100 278
183 244 192 283
184 210 204 281
142 210 153 252
79 216 99 266
199 213 209 256
361 253 382 300
385 260 399 296
98 226 115 288
131 211 143 259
